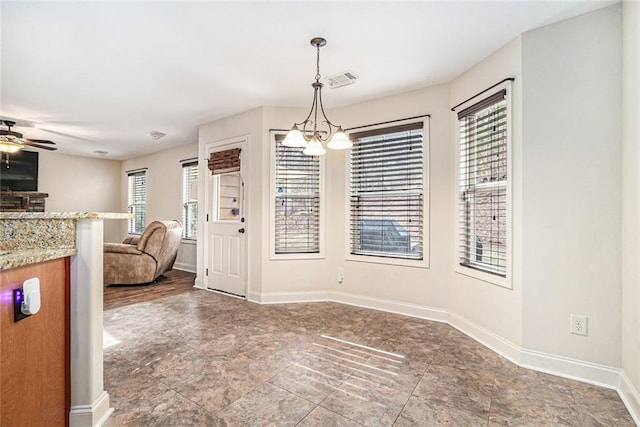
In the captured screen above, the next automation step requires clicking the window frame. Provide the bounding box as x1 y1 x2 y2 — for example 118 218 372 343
345 119 430 268
454 82 513 288
181 161 198 241
269 130 325 260
127 170 147 235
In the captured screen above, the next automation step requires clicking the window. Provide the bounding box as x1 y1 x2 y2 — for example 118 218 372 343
271 133 322 257
127 170 146 234
457 88 510 282
349 122 426 262
182 161 198 240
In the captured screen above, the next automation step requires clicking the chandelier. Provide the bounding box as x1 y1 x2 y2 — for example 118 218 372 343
282 37 352 156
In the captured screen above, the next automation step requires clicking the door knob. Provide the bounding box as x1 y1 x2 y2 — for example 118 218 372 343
238 228 245 234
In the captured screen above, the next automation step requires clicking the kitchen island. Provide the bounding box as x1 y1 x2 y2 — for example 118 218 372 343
0 212 130 427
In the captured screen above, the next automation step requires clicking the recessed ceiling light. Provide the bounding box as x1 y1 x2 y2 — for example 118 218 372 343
93 150 108 156
147 131 166 141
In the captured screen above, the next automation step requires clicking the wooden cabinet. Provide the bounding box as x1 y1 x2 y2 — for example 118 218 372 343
0 258 70 426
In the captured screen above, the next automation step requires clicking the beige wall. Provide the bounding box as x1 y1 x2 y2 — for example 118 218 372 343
449 38 524 349
327 84 452 309
194 6 633 410
38 150 122 242
197 107 264 291
120 143 198 272
622 0 640 414
521 5 622 367
260 107 340 295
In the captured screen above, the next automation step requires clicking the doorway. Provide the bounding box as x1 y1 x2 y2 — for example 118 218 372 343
205 140 247 297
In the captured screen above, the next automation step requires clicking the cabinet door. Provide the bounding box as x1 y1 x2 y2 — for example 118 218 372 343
0 257 70 426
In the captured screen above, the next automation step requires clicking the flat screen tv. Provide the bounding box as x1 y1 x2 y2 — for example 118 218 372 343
0 150 39 191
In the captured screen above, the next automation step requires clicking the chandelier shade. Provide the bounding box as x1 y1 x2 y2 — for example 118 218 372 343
302 139 326 156
326 127 351 150
284 37 352 156
281 125 307 148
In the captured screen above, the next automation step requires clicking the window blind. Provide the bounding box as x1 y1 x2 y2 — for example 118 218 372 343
350 122 424 260
182 161 198 239
209 148 240 175
274 135 320 254
127 170 146 234
457 89 507 276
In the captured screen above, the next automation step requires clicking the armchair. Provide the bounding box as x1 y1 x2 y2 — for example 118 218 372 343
103 220 183 285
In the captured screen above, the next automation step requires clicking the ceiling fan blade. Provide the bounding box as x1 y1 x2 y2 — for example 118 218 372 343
24 142 58 151
25 139 56 145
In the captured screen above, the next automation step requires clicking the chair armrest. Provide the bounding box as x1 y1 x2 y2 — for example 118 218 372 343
122 236 141 245
104 243 143 255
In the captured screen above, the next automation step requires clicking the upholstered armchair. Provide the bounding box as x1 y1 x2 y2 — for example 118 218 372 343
103 220 183 285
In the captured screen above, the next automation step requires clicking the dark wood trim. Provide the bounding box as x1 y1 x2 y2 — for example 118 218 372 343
64 256 71 427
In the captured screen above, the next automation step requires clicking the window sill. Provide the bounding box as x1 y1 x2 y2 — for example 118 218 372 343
455 265 511 289
181 239 197 245
270 253 325 261
346 254 429 269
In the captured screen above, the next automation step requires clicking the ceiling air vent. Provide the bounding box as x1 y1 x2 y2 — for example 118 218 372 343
324 70 358 89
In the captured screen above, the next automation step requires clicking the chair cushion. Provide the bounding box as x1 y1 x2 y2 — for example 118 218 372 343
104 242 142 255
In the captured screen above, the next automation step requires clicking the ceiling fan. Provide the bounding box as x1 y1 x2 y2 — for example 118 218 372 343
0 120 57 153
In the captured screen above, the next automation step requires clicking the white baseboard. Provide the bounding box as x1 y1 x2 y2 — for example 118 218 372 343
247 289 627 403
174 262 196 273
193 276 204 289
69 390 112 427
327 290 448 323
247 290 328 304
620 371 640 425
519 348 620 388
246 290 447 322
448 312 522 364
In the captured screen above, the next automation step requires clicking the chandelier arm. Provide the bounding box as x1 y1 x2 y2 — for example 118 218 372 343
298 88 320 139
313 87 320 139
317 86 340 132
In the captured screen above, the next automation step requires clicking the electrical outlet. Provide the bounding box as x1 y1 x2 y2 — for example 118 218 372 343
337 267 344 284
570 314 588 336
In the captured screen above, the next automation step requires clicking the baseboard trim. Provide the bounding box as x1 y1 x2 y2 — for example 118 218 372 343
620 371 640 425
327 290 448 323
174 262 196 273
520 348 620 388
448 312 522 364
248 290 328 304
247 289 628 403
69 390 112 427
193 276 204 289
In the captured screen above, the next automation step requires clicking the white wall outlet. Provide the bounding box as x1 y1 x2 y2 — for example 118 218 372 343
570 314 588 336
21 277 41 315
337 267 344 284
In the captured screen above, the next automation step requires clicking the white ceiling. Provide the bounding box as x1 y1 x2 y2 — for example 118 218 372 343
0 1 614 160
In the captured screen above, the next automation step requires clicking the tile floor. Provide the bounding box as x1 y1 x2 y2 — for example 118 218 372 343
103 274 635 426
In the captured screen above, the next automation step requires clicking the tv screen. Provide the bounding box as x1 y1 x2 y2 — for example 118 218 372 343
0 150 39 191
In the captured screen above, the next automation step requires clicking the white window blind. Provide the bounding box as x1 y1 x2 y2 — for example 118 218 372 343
182 161 198 240
127 170 146 234
457 89 508 277
274 135 320 254
350 122 424 260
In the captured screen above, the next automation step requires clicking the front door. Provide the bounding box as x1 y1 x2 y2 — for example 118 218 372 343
207 168 246 297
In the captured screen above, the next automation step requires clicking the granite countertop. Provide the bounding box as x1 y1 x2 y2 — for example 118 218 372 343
0 212 131 270
0 212 132 220
0 248 78 270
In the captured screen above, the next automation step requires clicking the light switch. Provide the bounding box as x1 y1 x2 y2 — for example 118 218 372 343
21 278 41 315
